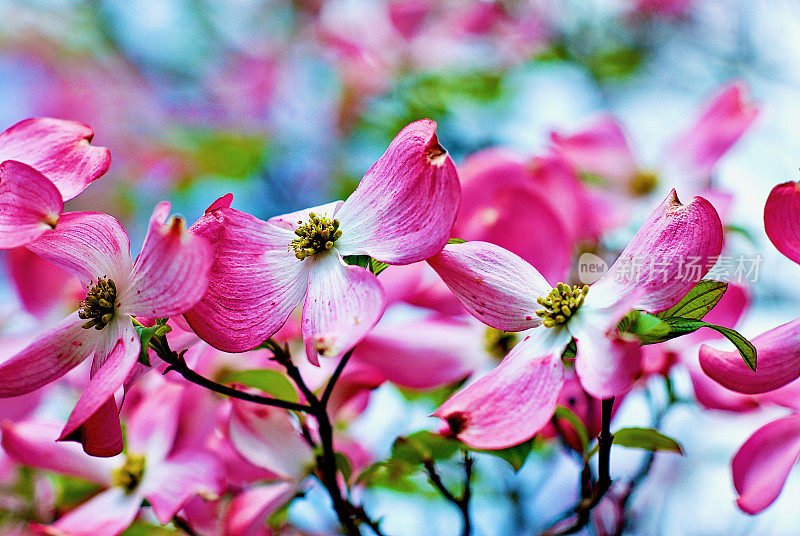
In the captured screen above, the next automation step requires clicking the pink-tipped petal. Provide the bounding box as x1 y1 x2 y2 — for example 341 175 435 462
119 203 213 318
40 488 141 536
267 200 343 231
732 415 800 514
184 205 309 352
764 182 800 266
0 118 110 201
435 332 567 450
25 211 132 285
4 247 82 318
427 241 550 331
0 160 62 249
573 331 642 400
700 318 800 394
0 313 92 397
224 483 297 536
60 396 124 458
589 190 723 311
335 119 461 264
550 116 638 185
1 420 116 485
302 253 386 365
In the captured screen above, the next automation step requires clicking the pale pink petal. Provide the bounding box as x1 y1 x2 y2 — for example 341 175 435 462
0 118 110 201
126 382 184 463
25 211 132 285
732 415 800 514
662 82 758 186
335 119 461 263
301 252 386 365
764 181 800 266
118 202 213 318
140 450 224 524
589 190 723 311
40 488 141 536
550 116 638 186
4 247 82 318
228 400 314 481
0 420 116 485
427 241 550 331
573 330 642 400
0 160 62 249
184 203 309 352
700 318 800 394
434 332 568 450
0 313 93 397
224 483 297 536
267 200 344 231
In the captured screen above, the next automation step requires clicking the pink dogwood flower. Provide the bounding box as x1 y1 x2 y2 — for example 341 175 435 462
1 382 223 536
764 181 800 266
185 119 460 365
0 203 213 456
0 118 110 249
427 190 723 449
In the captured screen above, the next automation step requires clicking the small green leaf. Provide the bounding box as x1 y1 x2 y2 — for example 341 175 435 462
354 461 420 493
656 280 728 321
370 258 389 276
133 321 172 367
447 238 466 244
621 311 671 344
661 317 757 371
553 406 590 454
221 369 299 403
391 432 460 465
477 438 536 472
335 452 353 483
561 338 577 360
611 427 683 454
342 255 371 269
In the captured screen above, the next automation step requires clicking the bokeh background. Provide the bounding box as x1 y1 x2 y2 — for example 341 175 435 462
2 0 800 534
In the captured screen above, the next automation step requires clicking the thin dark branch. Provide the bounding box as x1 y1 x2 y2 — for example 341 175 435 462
424 451 473 536
321 348 355 408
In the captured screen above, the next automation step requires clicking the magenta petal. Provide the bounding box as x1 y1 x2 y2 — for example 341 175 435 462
764 182 800 266
590 190 723 311
573 331 642 400
427 241 550 331
126 381 184 463
0 118 110 201
120 202 213 318
184 205 309 352
0 313 92 397
700 318 800 394
0 160 62 249
60 396 124 458
25 211 132 285
225 483 297 536
335 119 461 264
4 247 82 319
302 253 386 365
42 488 141 536
434 333 567 450
732 415 800 514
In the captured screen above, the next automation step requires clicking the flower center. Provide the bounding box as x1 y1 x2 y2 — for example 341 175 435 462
536 283 589 328
78 278 117 330
289 213 342 260
630 170 658 196
483 328 518 360
112 453 146 493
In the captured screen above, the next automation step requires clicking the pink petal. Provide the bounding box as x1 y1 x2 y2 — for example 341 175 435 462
589 190 723 311
663 82 758 185
573 330 642 399
25 211 132 285
301 253 386 365
126 382 184 463
0 160 62 249
427 241 550 331
40 488 141 536
550 116 638 185
267 200 344 231
434 332 567 450
119 202 213 318
184 203 309 352
0 313 93 397
0 118 110 201
224 483 297 536
4 247 82 319
732 415 800 514
0 420 116 485
335 119 461 264
700 318 800 394
764 181 800 266
60 396 124 458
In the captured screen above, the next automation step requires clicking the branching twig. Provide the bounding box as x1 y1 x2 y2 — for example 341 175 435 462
424 451 474 536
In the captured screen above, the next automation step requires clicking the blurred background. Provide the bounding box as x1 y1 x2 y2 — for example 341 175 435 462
2 0 800 534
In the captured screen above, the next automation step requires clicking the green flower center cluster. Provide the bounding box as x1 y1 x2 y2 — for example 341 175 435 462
78 278 117 330
290 213 342 260
483 327 519 360
112 453 146 493
536 283 589 328
630 169 659 196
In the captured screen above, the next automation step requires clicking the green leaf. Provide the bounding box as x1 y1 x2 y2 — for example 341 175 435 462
447 238 466 244
133 321 172 367
620 311 671 345
661 317 757 371
656 280 728 321
477 438 536 472
611 427 683 454
370 258 389 276
335 452 353 483
553 406 590 454
391 431 460 465
560 338 577 360
342 254 371 269
221 369 299 403
354 461 420 493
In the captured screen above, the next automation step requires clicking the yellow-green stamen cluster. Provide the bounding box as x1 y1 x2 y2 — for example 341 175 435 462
289 213 342 260
483 328 519 360
536 283 589 328
630 170 659 196
78 278 117 330
112 453 146 493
